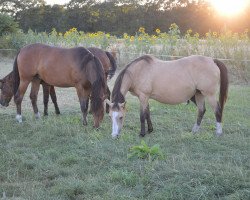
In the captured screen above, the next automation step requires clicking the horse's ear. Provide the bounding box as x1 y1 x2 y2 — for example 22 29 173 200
105 99 113 107
118 101 126 109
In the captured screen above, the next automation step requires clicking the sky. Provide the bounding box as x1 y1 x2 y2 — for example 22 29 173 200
45 0 249 17
45 0 70 5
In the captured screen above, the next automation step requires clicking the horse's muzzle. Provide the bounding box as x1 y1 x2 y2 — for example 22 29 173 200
0 100 9 107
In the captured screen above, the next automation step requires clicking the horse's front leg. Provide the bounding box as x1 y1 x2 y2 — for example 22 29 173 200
81 97 89 125
30 78 41 119
139 95 149 137
14 80 30 123
105 86 111 113
140 108 146 137
145 104 153 133
76 86 90 126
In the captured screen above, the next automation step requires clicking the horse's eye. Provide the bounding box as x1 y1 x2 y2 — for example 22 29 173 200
119 116 123 120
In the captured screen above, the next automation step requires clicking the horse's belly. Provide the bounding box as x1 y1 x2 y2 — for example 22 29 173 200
38 67 78 87
150 86 194 105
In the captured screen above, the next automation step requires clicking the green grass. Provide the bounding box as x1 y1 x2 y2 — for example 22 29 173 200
0 59 250 199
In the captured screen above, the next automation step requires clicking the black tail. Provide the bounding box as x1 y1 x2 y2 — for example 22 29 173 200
105 51 117 79
214 59 229 118
13 53 20 95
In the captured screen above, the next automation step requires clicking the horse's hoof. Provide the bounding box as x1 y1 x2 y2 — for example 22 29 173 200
44 113 48 116
139 133 145 137
35 112 41 119
192 123 200 133
55 110 60 115
216 122 222 136
83 121 87 126
15 114 23 123
148 127 153 133
216 129 223 137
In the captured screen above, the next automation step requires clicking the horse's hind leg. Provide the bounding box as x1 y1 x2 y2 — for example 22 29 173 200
49 86 60 115
14 80 30 123
192 93 206 133
30 78 41 119
207 94 223 136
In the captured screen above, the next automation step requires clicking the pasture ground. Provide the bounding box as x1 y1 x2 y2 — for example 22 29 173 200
0 57 249 199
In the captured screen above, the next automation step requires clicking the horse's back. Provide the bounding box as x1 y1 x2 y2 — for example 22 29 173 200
128 55 220 104
17 43 90 87
88 47 110 72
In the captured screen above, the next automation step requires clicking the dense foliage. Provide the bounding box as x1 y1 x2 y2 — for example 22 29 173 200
0 14 19 36
0 0 250 35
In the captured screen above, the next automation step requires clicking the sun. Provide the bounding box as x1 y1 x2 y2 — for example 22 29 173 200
209 0 248 16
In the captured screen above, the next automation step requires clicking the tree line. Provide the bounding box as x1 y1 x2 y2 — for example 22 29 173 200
1 0 250 36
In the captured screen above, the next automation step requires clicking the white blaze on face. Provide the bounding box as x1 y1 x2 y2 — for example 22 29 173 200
111 111 120 138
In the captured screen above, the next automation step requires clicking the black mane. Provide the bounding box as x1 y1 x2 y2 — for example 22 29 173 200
76 47 105 114
111 55 152 109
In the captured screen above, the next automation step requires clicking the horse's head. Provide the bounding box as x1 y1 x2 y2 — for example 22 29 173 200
105 99 126 139
0 73 14 107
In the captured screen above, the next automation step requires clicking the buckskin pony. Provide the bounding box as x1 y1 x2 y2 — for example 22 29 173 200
105 55 228 138
1 43 106 128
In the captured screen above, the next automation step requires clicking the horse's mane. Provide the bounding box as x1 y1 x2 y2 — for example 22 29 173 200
5 71 14 81
111 55 152 108
77 47 105 114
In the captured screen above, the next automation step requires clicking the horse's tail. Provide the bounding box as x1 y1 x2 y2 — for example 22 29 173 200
105 51 117 79
82 52 105 114
13 52 20 95
214 59 229 114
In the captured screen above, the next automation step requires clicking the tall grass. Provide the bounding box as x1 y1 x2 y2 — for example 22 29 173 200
1 24 250 82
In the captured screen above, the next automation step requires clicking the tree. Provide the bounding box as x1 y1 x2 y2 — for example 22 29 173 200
0 0 45 16
0 13 19 35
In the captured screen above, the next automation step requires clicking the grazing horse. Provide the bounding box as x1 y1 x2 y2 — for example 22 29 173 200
0 71 60 115
5 43 106 128
105 55 228 138
0 47 117 117
42 47 117 115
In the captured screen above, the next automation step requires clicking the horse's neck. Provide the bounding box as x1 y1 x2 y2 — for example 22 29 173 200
120 72 132 98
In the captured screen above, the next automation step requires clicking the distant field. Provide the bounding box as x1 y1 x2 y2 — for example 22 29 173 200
0 57 249 199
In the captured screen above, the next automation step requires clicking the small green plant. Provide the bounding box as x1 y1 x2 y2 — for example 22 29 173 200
128 140 164 160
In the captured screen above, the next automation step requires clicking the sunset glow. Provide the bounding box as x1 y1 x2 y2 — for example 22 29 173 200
209 0 249 16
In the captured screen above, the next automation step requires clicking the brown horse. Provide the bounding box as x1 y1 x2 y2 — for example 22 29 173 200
6 43 106 128
0 72 60 115
105 55 228 138
0 47 117 117
42 47 117 115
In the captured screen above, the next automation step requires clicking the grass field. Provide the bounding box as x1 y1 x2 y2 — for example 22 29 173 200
0 57 250 200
